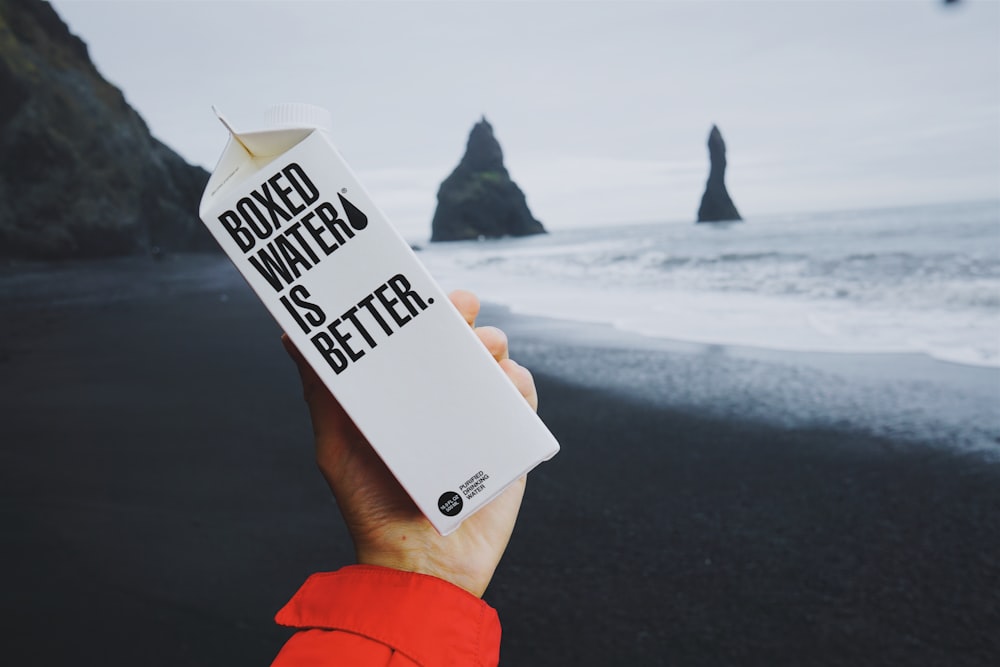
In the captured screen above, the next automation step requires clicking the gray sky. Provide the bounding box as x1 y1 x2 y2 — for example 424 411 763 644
50 0 1000 240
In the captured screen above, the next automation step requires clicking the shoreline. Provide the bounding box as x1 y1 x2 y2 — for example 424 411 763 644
477 300 1000 458
5 254 994 405
479 298 1000 389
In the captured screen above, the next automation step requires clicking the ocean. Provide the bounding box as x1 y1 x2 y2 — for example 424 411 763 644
418 199 1000 369
418 199 1000 455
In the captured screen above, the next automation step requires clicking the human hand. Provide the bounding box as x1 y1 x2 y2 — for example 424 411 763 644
281 290 537 597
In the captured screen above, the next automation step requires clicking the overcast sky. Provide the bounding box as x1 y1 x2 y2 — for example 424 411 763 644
49 0 1000 240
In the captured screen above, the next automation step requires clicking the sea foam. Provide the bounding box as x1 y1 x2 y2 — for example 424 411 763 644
418 200 1000 369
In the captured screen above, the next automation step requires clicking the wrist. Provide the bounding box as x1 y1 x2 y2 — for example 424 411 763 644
355 542 490 598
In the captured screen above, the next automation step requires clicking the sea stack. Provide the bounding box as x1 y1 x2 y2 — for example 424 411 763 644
0 0 214 259
430 117 545 242
697 125 742 223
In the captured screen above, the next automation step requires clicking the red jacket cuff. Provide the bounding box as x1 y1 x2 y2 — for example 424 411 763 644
275 565 501 667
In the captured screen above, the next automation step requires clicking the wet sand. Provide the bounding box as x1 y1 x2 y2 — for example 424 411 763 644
1 255 998 666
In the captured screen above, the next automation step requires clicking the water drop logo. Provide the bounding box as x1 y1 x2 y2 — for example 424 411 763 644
338 193 368 231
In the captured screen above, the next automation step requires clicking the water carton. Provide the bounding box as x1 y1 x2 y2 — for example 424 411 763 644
198 105 559 535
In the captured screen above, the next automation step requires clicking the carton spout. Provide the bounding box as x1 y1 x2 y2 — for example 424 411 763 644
200 106 318 215
212 105 253 156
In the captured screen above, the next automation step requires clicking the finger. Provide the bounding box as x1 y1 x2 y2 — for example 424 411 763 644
449 289 480 328
475 325 509 362
499 358 538 412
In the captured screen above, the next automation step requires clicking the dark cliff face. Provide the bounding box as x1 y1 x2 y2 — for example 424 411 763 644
0 0 215 259
697 125 742 223
430 118 545 242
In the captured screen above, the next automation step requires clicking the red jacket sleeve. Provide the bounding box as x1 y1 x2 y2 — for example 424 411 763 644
271 565 501 667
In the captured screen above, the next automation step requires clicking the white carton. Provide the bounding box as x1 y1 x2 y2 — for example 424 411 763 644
198 105 559 535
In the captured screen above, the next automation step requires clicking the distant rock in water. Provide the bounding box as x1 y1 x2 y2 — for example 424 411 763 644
0 0 215 259
431 117 545 242
697 125 742 223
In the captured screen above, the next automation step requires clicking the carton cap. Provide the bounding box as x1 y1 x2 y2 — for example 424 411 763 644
264 103 332 132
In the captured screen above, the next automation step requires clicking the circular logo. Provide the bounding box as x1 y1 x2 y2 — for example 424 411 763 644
438 491 463 517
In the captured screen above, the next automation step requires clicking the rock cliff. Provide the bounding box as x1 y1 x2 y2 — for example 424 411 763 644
0 0 215 259
697 125 742 223
431 117 545 242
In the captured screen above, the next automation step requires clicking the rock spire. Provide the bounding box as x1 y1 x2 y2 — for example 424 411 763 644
697 125 742 223
430 117 545 242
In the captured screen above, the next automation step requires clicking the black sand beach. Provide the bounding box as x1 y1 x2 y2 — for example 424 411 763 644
2 255 998 666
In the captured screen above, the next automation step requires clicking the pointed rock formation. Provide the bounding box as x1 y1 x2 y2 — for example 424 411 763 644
431 117 545 242
0 0 215 259
697 125 742 223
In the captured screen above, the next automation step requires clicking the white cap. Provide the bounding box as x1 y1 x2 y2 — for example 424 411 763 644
264 103 333 132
